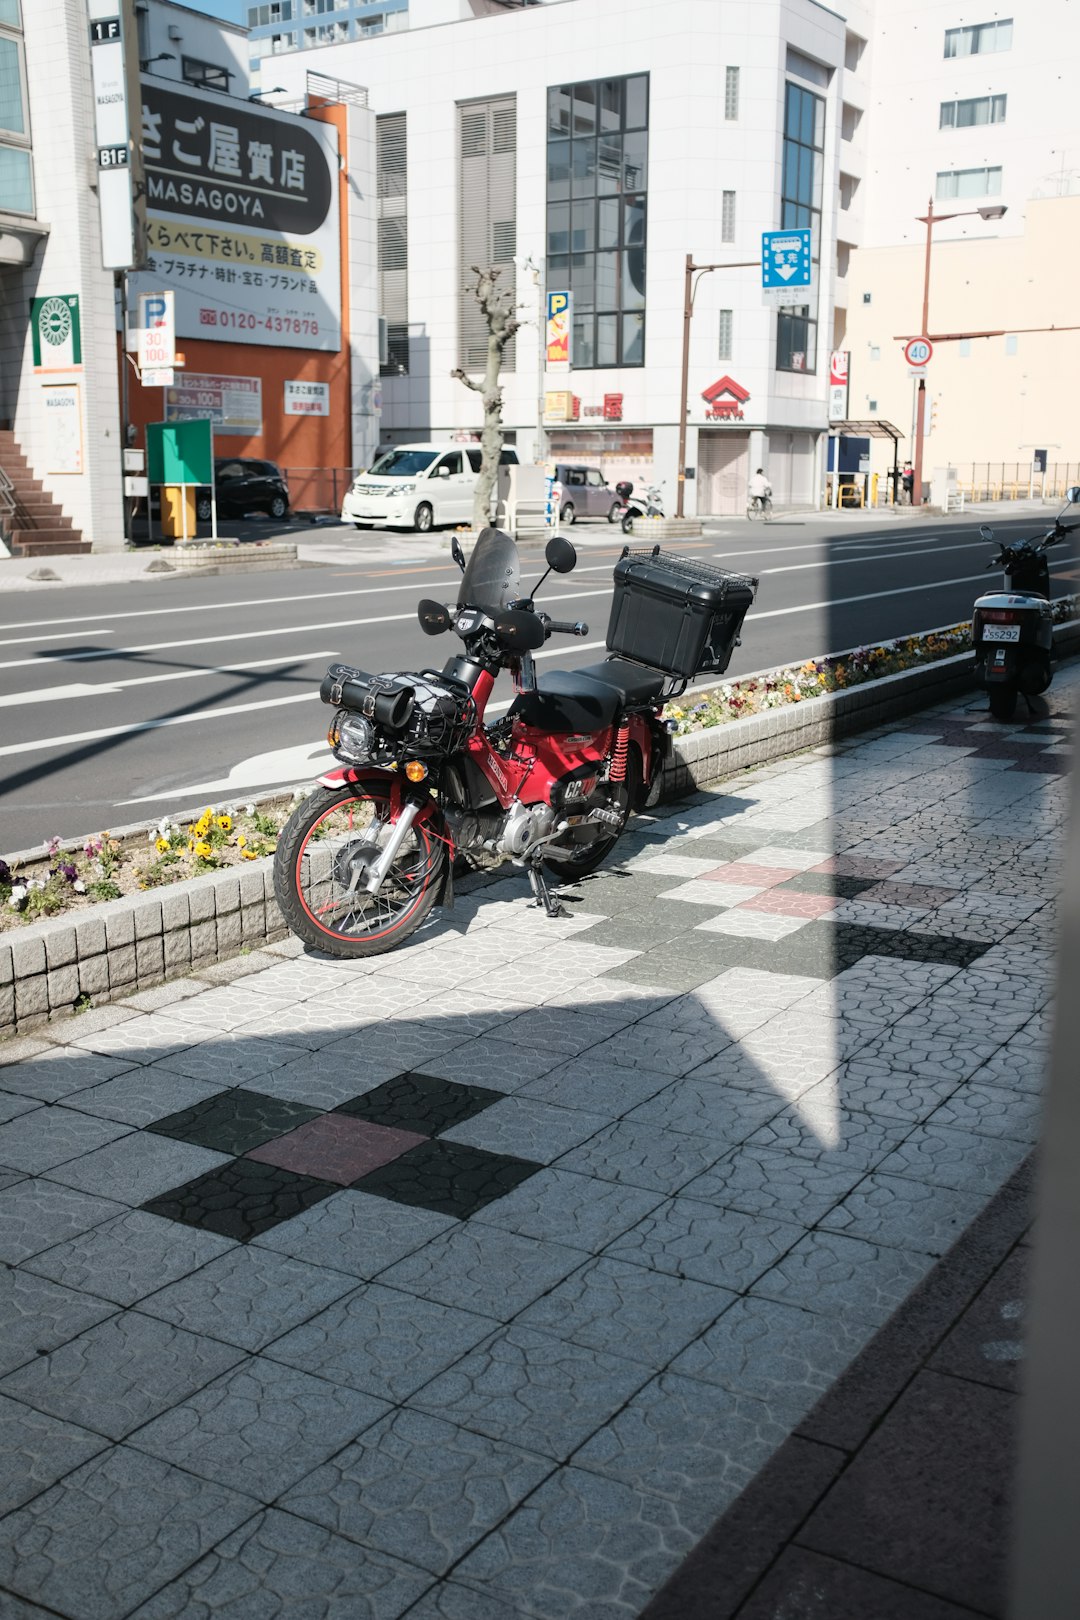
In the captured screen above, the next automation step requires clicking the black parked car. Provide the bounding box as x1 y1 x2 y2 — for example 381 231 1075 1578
195 458 290 521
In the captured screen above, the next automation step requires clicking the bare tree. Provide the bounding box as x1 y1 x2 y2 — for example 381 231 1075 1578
451 265 522 532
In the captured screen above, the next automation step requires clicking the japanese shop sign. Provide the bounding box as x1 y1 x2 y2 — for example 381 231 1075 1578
128 79 341 352
546 292 571 371
828 349 850 423
30 296 82 372
284 380 330 416
164 373 262 436
88 1 136 269
701 375 750 421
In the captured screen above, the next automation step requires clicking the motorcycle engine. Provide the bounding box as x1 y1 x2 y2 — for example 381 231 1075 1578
446 801 556 859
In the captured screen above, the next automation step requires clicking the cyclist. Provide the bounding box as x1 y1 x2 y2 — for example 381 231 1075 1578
748 468 773 519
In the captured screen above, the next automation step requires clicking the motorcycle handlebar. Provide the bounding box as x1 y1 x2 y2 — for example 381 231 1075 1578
544 618 590 637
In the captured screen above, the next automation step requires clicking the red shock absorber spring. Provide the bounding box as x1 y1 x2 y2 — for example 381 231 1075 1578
610 723 630 783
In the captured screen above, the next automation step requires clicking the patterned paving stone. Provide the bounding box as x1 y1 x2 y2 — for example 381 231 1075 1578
0 1178 128 1265
739 890 838 919
517 1055 674 1117
0 1310 244 1441
518 1255 734 1370
127 1507 430 1620
248 1113 428 1185
750 1228 931 1327
604 1196 806 1292
659 879 767 907
452 1463 699 1619
680 1142 878 1227
0 1392 109 1517
0 1444 258 1620
143 1157 337 1242
876 1121 1032 1197
280 1407 552 1576
139 1243 357 1351
695 908 809 940
584 1020 736 1078
0 1092 39 1125
743 1090 911 1170
20 1210 234 1309
65 1013 211 1064
146 1035 310 1089
669 1294 875 1426
471 1166 664 1252
266 1282 496 1402
377 1223 583 1321
0 1267 115 1379
0 1047 138 1105
414 1034 568 1093
0 1106 131 1176
149 1088 323 1155
130 1358 388 1502
355 1138 542 1221
819 1172 988 1257
69 1070 225 1129
336 1071 502 1135
251 1187 456 1277
624 1077 786 1145
440 1095 609 1164
45 1132 230 1206
555 1117 728 1195
413 1322 649 1462
699 862 803 888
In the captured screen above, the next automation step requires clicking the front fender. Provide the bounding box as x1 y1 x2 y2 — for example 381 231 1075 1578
317 764 397 789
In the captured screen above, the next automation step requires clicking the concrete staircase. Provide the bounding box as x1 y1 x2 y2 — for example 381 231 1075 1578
0 430 90 557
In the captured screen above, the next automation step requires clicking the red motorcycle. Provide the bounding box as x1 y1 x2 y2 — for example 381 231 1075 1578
274 527 757 957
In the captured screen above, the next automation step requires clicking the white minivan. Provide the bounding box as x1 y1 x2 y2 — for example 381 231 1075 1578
341 442 519 533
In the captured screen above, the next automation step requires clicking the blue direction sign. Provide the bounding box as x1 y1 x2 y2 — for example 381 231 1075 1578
761 229 812 288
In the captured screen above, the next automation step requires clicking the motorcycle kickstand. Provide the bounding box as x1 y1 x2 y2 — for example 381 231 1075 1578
527 861 570 920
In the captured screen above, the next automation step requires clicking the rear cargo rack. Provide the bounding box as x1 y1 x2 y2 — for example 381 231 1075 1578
619 545 758 596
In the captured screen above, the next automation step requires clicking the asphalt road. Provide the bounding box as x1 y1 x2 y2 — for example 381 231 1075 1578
1 511 1074 853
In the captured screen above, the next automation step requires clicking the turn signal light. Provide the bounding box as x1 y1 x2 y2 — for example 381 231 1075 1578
404 761 428 782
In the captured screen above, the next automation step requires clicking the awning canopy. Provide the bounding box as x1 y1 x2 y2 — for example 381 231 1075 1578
830 419 904 443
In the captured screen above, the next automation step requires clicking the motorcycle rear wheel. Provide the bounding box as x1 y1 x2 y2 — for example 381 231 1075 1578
988 685 1018 721
274 782 444 958
543 755 639 881
621 511 635 534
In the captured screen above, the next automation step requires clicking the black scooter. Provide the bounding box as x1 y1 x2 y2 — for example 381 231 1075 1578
973 486 1079 720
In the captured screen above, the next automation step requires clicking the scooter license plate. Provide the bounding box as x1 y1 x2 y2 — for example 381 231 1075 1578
982 625 1021 643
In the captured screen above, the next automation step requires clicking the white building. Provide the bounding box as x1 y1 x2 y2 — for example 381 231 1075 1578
270 0 862 513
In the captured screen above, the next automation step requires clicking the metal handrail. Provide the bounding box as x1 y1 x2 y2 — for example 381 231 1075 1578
0 465 16 537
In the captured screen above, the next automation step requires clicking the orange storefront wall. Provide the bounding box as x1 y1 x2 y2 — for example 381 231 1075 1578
122 104 356 514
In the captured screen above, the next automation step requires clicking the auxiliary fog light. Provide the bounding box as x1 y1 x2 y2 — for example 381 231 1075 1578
404 760 428 782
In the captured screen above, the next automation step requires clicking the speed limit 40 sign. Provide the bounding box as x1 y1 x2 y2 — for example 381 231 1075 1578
904 336 933 375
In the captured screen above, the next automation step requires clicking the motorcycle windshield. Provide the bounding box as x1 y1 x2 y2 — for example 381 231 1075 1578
459 527 521 615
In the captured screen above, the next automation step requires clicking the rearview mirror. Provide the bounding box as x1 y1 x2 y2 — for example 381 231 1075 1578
545 535 577 574
450 536 467 572
434 465 450 478
979 524 994 542
1067 485 1080 504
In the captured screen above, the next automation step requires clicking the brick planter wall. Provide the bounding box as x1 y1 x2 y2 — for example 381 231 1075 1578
2 622 1077 1040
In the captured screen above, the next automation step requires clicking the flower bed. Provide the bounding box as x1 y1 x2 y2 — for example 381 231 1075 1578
664 601 1077 735
1 801 295 933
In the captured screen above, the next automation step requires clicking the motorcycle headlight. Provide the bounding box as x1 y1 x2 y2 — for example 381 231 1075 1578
327 709 375 761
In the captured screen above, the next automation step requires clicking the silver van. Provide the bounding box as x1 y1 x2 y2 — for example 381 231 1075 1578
554 464 622 525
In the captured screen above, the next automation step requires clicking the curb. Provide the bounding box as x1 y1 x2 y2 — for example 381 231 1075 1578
3 623 1077 1041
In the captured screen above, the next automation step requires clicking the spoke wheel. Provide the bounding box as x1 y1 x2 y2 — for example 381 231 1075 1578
543 753 639 881
274 782 444 957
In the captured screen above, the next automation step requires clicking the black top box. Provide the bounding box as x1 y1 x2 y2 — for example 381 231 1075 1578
605 546 758 680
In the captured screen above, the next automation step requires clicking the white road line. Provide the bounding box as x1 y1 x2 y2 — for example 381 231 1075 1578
0 653 337 709
751 539 988 577
0 628 115 649
0 692 320 759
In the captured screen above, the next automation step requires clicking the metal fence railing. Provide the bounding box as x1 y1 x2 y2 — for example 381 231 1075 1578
955 463 1080 502
282 467 355 516
0 464 16 540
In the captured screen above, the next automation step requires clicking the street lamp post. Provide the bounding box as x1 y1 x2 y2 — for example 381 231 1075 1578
910 196 1006 506
676 252 757 518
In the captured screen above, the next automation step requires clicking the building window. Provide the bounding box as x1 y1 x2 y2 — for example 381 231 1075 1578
936 165 1002 199
724 66 739 120
460 96 517 371
270 33 293 52
546 73 648 370
718 309 733 361
945 18 1013 57
377 112 409 376
181 56 234 91
0 0 32 217
940 94 1006 128
248 1 294 23
721 190 736 243
776 78 824 373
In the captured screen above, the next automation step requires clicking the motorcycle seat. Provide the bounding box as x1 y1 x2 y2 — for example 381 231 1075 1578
508 658 666 734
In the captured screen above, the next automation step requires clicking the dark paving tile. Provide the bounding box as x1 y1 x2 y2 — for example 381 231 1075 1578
247 1114 426 1185
353 1138 541 1220
928 1246 1028 1394
775 871 881 899
734 1546 991 1620
148 1088 322 1155
1008 753 1071 773
142 1157 337 1242
336 1071 502 1135
800 1369 1016 1617
638 1434 843 1620
604 938 751 991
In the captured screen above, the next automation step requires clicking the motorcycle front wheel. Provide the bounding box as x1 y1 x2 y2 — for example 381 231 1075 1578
274 782 445 958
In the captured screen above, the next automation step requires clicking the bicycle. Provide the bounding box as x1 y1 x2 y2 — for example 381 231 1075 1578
746 495 773 521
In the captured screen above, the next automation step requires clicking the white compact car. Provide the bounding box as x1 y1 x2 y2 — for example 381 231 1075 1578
341 442 519 533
